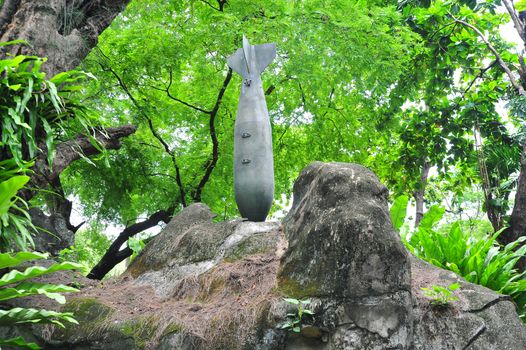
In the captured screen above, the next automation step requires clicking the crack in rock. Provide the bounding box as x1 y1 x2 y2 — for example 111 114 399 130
467 296 512 314
462 324 486 350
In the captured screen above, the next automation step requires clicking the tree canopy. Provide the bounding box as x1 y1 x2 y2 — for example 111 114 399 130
2 0 526 281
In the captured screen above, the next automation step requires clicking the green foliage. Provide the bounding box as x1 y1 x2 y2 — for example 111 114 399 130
280 298 314 333
516 0 526 12
58 223 111 273
403 205 526 316
68 0 420 225
0 41 89 167
0 251 81 349
0 336 40 350
0 44 95 251
0 160 35 250
128 236 145 261
390 195 409 231
421 283 460 306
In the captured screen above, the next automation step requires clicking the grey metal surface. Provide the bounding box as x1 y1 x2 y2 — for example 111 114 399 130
227 36 276 222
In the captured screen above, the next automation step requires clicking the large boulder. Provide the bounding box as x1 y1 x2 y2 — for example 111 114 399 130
5 162 526 350
278 162 413 349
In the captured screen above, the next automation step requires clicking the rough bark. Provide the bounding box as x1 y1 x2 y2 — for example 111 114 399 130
501 144 526 245
413 161 430 227
22 124 137 202
498 3 526 245
0 0 131 77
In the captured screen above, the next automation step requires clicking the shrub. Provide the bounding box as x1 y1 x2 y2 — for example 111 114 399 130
391 196 526 318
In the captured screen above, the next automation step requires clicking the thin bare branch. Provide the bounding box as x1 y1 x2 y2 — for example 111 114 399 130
192 68 233 201
463 60 497 95
200 0 220 11
99 60 187 206
150 69 211 114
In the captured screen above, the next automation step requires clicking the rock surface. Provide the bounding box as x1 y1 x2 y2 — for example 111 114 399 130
3 162 526 350
278 162 413 349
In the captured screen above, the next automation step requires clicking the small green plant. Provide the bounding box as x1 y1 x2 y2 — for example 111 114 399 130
421 283 460 306
0 159 37 251
280 298 314 333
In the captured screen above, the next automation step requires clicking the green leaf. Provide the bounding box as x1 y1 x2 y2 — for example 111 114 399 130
0 307 77 327
0 176 29 216
0 336 41 350
419 205 445 230
390 195 408 231
283 298 300 305
0 282 79 303
0 261 83 288
516 0 526 12
0 39 28 47
0 252 48 269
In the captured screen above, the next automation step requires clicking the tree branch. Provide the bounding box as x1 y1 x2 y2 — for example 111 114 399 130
451 14 526 96
463 60 497 95
502 0 526 43
87 208 173 280
100 61 188 207
192 68 233 202
22 124 137 202
51 125 137 179
149 69 211 114
1 0 132 76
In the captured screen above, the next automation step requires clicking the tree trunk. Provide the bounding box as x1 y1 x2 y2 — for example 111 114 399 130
474 127 504 232
87 209 173 280
501 143 526 245
0 0 131 76
413 161 431 227
21 124 137 202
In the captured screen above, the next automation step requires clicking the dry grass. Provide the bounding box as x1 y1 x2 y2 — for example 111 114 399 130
71 252 281 350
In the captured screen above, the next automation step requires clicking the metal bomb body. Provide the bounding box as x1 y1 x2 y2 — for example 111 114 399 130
227 37 276 222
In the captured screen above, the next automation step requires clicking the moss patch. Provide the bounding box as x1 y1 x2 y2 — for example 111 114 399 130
119 315 160 349
63 297 113 322
161 322 184 337
54 297 115 343
277 276 320 299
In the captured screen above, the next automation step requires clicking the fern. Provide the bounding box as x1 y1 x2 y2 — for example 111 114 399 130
0 252 82 349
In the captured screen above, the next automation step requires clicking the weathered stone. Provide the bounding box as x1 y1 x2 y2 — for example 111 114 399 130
126 203 280 298
6 162 526 350
279 162 410 298
278 162 413 349
411 256 526 350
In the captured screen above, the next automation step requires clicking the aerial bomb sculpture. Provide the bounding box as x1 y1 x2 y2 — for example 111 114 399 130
227 36 276 222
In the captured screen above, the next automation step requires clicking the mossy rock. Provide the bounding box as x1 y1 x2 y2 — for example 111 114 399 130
224 232 277 262
51 298 116 344
118 315 161 349
277 276 320 299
